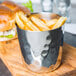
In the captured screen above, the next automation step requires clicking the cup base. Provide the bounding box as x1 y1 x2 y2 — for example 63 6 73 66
23 46 62 73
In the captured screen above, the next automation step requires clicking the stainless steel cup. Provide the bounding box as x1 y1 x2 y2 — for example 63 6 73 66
17 12 63 73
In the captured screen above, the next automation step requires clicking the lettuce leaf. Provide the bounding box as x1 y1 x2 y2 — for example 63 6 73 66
0 35 4 38
0 34 13 38
22 0 33 12
5 34 13 38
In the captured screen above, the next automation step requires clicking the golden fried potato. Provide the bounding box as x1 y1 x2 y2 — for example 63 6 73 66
30 16 50 31
18 12 28 22
41 19 48 23
28 21 40 31
16 12 67 31
18 12 39 31
53 17 67 29
46 19 57 29
16 13 25 29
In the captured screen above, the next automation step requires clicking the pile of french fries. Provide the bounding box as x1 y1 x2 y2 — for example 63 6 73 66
16 12 67 31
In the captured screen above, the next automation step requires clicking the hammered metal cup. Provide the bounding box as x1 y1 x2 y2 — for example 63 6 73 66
17 12 63 73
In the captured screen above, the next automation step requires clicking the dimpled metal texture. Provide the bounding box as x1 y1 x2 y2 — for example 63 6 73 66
17 13 63 73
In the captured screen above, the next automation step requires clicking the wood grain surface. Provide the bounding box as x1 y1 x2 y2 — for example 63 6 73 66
0 38 76 76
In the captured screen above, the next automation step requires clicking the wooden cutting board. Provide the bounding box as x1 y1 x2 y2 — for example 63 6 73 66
0 38 76 76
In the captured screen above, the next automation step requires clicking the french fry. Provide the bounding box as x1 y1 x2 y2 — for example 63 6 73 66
18 12 32 31
46 19 58 29
16 12 30 30
41 19 48 23
18 12 40 31
53 17 67 29
31 16 50 31
28 21 40 31
18 12 28 22
15 13 25 29
16 12 67 31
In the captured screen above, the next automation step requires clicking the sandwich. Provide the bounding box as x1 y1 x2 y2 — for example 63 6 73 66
0 5 16 41
0 1 30 41
1 0 30 14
